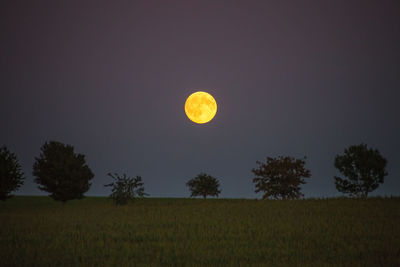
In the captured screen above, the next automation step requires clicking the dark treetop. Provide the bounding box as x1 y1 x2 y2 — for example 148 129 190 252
33 141 94 202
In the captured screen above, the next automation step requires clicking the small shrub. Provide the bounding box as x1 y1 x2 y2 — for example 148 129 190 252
104 173 147 205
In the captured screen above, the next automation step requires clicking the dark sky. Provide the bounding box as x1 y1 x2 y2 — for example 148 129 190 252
1 0 399 198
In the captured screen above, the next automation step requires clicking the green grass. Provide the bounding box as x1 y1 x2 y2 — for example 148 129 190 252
1 196 399 266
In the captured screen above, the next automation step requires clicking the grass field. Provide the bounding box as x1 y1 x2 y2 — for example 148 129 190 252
0 196 399 266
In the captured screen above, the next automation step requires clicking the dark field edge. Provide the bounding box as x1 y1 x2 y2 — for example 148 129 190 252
3 195 400 201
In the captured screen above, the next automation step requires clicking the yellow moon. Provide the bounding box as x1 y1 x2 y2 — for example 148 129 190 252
185 91 217 124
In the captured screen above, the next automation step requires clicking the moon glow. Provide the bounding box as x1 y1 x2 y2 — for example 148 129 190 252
185 91 217 124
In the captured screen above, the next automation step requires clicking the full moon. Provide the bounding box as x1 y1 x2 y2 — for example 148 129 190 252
185 91 217 124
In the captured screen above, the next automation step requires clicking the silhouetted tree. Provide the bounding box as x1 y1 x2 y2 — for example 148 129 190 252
0 146 24 201
186 173 221 199
104 173 147 205
334 143 388 197
33 141 94 203
252 156 311 200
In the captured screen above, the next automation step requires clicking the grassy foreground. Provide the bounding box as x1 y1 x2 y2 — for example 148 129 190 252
0 197 399 266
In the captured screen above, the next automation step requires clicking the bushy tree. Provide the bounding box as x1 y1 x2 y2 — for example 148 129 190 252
0 146 24 201
252 156 311 200
334 144 388 197
186 173 221 199
104 173 147 205
33 141 94 203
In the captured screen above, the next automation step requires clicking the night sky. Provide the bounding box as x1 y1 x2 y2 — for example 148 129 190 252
1 0 399 198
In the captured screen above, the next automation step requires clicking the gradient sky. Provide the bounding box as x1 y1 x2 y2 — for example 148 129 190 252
1 0 399 198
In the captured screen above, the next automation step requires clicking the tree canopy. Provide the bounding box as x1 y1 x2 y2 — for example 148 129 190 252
334 143 387 197
252 156 311 200
33 141 94 203
0 146 24 201
186 173 221 199
104 173 147 205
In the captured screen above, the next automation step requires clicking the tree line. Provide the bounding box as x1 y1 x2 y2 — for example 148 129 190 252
0 141 388 204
